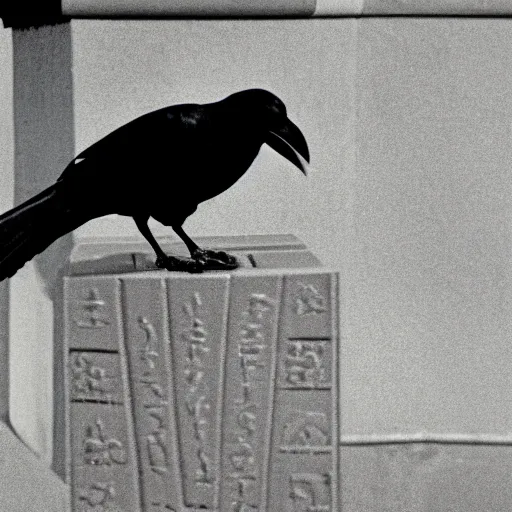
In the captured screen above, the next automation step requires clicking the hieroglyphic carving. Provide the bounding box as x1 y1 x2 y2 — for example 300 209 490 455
140 378 166 402
282 340 330 389
82 418 127 466
136 316 171 477
71 352 109 398
121 278 184 511
268 273 337 512
227 293 275 510
75 288 110 328
289 473 331 512
138 316 159 372
79 481 117 510
69 278 141 512
70 351 125 404
294 283 327 316
182 292 214 486
144 407 169 475
280 412 331 454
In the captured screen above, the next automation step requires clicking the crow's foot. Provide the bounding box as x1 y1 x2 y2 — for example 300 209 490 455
155 254 203 273
191 248 239 270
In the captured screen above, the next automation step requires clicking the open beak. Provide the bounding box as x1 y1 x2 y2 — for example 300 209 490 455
266 117 310 176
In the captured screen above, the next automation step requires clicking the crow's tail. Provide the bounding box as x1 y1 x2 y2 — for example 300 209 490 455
0 184 83 282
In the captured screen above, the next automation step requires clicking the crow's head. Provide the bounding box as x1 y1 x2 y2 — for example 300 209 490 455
224 89 310 175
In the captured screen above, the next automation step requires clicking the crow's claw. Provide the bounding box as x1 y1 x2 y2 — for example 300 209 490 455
155 254 203 273
191 248 239 270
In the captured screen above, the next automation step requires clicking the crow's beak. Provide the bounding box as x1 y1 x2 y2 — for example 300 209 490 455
266 117 310 176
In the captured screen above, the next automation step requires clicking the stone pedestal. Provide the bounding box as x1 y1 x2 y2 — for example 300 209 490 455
60 234 339 512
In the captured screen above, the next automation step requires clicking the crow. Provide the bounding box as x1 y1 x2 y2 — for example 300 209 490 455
0 88 310 281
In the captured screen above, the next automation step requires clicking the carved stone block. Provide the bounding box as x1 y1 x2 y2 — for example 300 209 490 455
62 235 339 511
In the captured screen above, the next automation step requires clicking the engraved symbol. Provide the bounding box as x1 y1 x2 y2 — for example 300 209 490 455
237 408 256 435
239 347 265 385
147 431 169 475
289 473 331 512
83 419 127 465
71 352 109 398
240 294 274 339
183 293 208 343
140 377 166 402
138 316 159 371
281 412 331 454
143 406 170 475
79 481 117 510
196 447 214 484
186 395 210 442
226 292 276 509
184 368 205 388
75 288 110 328
183 293 210 366
182 292 214 489
229 439 255 472
147 406 166 430
294 283 327 316
248 293 274 316
283 340 329 389
186 342 209 365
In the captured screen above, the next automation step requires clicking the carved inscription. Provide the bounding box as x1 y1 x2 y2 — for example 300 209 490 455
137 316 166 406
70 352 123 403
267 273 337 512
138 316 159 372
79 481 118 511
294 284 327 316
121 278 185 511
75 288 110 328
82 418 127 466
136 316 171 476
71 352 108 398
182 293 214 486
144 407 168 475
282 340 330 389
289 473 331 512
227 293 275 510
280 412 331 454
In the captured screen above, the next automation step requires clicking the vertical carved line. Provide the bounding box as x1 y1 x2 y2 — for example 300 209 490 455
261 275 284 512
161 277 185 510
331 272 340 512
164 276 186 509
214 274 231 510
118 277 144 512
62 277 71 486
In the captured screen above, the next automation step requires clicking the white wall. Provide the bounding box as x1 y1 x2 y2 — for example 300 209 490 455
0 30 13 208
347 18 512 436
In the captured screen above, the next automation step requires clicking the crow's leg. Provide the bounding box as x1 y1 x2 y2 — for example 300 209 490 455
172 224 238 269
133 215 201 273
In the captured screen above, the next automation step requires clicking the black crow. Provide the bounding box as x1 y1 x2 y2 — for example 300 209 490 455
0 88 310 280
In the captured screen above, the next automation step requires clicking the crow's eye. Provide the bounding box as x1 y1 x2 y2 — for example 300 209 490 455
269 100 286 117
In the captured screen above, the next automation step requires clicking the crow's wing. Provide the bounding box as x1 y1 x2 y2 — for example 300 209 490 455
58 103 207 182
